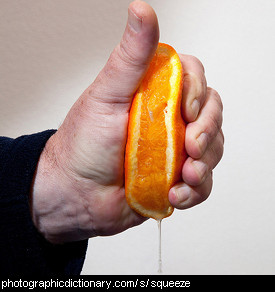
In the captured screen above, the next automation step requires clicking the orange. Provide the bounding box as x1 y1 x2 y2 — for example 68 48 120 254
125 43 187 220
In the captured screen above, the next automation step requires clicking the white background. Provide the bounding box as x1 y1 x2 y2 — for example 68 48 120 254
1 0 275 274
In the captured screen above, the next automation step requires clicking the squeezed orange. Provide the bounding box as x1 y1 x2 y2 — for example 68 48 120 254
125 43 187 220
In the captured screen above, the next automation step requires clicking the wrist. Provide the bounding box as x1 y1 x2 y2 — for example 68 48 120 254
30 132 96 244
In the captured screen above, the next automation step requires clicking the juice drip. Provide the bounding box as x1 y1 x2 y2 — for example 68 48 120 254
157 219 162 274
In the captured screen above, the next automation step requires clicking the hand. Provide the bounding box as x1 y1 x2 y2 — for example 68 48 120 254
168 55 224 209
31 1 223 244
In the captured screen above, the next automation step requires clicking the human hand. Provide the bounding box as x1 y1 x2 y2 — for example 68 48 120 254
31 1 223 244
168 55 224 209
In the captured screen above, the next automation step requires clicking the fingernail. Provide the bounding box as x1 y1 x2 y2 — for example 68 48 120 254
174 185 190 204
128 8 142 33
191 99 200 120
192 160 208 181
197 132 208 155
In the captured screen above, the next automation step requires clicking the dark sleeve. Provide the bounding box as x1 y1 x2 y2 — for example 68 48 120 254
0 130 88 276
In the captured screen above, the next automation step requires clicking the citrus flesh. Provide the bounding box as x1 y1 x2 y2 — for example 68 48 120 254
125 43 187 220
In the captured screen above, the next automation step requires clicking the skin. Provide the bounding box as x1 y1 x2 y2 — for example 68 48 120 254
30 1 224 244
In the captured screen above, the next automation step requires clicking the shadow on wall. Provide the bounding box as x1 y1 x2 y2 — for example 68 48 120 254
0 0 130 136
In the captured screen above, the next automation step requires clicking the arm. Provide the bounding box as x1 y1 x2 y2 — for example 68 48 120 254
0 131 87 276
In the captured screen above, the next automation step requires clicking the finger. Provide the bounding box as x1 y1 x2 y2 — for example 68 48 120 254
185 87 223 159
178 54 207 122
169 172 213 210
88 1 159 108
182 129 224 186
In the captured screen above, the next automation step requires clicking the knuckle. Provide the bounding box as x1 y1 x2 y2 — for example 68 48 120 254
220 129 225 145
208 87 223 112
187 55 205 73
216 131 225 161
203 172 213 198
209 133 224 169
117 42 147 69
207 111 222 139
191 173 213 205
200 172 213 199
203 90 223 139
192 160 209 186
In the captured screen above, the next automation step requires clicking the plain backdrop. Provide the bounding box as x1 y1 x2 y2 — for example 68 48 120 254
1 0 275 275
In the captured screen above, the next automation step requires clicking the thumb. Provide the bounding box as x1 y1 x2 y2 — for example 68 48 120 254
88 1 159 108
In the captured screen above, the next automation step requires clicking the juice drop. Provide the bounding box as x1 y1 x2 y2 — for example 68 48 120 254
157 219 162 274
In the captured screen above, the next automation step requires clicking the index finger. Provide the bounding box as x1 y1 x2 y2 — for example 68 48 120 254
179 54 207 122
